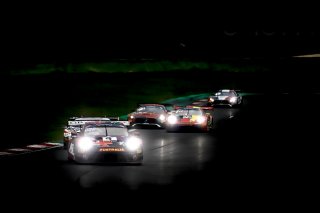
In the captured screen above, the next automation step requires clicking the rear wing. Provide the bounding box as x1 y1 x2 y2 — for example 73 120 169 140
67 117 121 126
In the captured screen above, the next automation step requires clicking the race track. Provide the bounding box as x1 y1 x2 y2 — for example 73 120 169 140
1 95 319 207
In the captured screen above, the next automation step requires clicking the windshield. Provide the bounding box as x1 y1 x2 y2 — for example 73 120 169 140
215 92 233 96
136 106 165 113
84 127 107 137
84 127 128 137
106 127 128 136
175 109 202 116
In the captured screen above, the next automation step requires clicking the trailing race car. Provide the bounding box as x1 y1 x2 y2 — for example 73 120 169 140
63 117 129 149
208 89 242 107
67 122 143 164
127 104 168 128
166 107 213 132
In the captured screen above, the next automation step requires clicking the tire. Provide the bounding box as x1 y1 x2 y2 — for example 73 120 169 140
129 154 143 165
63 140 68 149
204 125 210 132
67 154 74 162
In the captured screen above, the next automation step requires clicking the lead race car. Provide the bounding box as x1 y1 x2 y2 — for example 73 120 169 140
63 117 129 149
208 89 242 107
67 122 143 164
166 107 213 132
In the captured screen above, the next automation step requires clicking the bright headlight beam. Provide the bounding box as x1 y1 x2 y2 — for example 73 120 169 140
159 114 165 121
167 115 177 124
196 116 206 124
229 97 237 103
126 137 142 151
78 137 94 152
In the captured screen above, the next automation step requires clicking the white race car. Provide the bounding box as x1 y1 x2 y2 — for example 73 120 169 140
67 122 143 164
63 117 129 149
208 89 242 107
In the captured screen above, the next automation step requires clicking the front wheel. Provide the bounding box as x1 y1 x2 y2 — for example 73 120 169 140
129 154 143 165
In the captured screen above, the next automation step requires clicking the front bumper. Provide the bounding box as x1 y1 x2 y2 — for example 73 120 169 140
166 122 207 131
130 117 165 128
73 146 143 163
210 100 235 106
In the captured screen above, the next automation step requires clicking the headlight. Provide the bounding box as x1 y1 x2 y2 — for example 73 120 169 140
130 115 134 119
229 97 237 103
125 137 142 151
167 115 177 124
196 116 206 124
78 137 94 152
209 97 214 102
159 114 166 122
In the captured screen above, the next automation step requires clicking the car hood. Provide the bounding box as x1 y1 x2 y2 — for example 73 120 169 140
132 112 161 118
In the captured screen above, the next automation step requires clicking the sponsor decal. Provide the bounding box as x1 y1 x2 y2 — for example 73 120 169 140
68 121 86 125
99 148 125 152
99 141 112 147
181 118 190 122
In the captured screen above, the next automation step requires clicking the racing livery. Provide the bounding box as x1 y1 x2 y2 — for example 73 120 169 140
186 99 214 111
128 104 168 128
63 117 129 149
67 122 143 164
166 107 213 132
208 89 242 107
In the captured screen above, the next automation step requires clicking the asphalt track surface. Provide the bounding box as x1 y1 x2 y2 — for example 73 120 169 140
1 94 318 209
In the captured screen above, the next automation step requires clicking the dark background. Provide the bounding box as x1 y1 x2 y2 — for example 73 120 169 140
1 6 319 210
0 4 319 66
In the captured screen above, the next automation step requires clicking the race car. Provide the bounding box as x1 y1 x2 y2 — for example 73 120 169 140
208 89 242 107
127 104 168 128
166 107 213 132
67 122 143 164
186 99 214 111
63 117 129 149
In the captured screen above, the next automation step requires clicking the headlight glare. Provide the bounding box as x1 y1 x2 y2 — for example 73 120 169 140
229 97 237 103
126 137 142 151
159 114 166 121
78 137 94 152
196 116 206 124
167 115 177 124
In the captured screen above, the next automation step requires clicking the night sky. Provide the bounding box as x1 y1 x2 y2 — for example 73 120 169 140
1 5 319 65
